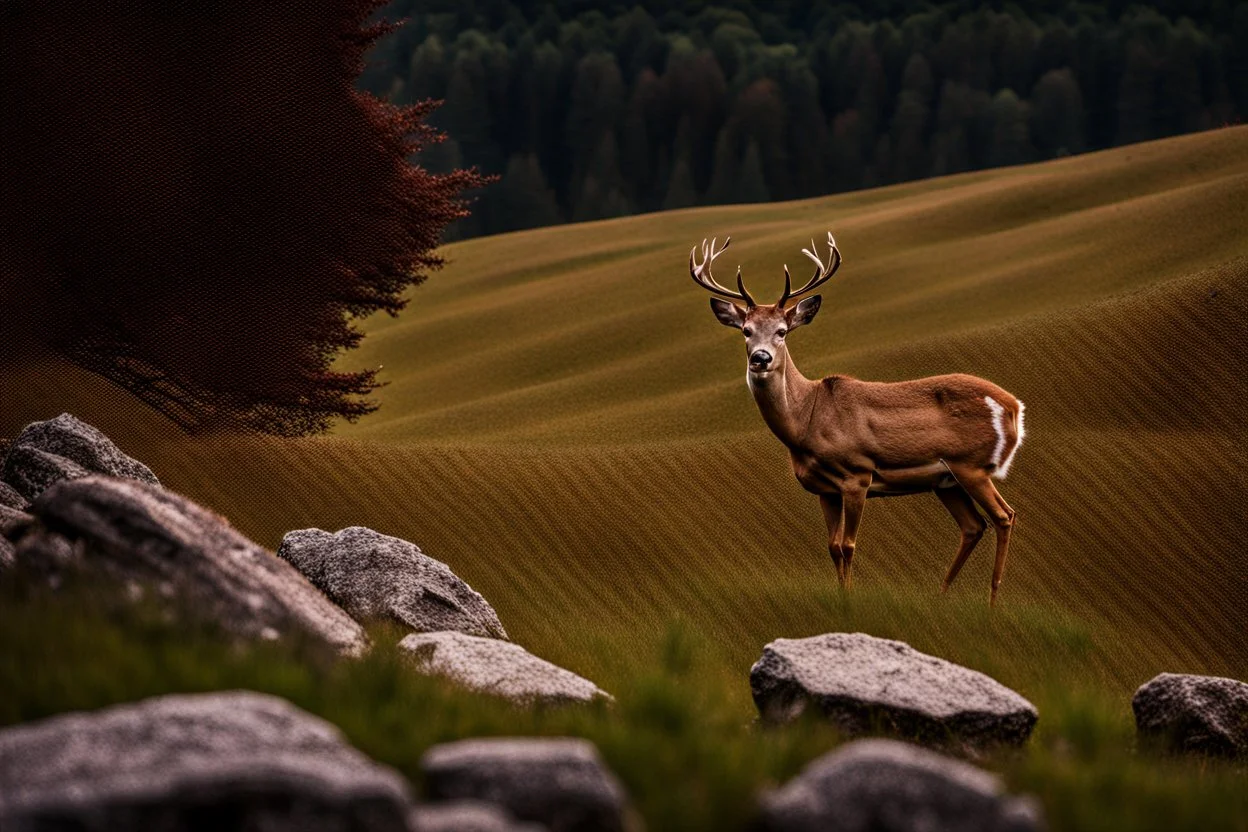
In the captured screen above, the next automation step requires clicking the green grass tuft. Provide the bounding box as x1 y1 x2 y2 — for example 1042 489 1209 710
3 577 1245 832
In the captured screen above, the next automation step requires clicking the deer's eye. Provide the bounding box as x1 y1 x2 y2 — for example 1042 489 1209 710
743 327 753 337
777 329 788 338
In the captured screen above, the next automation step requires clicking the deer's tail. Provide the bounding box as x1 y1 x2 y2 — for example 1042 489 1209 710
985 396 1026 480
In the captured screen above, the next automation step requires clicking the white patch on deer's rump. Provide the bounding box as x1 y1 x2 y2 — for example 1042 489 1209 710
997 400 1026 478
985 396 1007 469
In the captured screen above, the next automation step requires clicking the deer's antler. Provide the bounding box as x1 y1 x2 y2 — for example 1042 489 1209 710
778 231 841 307
690 236 755 307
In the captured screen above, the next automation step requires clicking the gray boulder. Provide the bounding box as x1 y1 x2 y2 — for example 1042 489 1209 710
0 480 28 510
1132 672 1248 757
750 633 1037 749
409 802 547 832
2 445 93 503
11 413 158 484
278 526 507 640
399 631 610 705
0 691 413 831
421 738 633 832
758 739 1043 832
23 476 368 656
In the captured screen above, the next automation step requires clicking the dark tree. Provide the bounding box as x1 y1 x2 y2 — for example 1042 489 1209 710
1031 68 1086 157
495 154 563 232
0 0 488 436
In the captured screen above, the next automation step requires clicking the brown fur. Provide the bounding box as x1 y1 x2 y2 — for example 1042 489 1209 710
700 239 1024 604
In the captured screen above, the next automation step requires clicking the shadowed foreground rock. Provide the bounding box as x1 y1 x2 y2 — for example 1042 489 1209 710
278 526 507 639
758 739 1043 832
0 505 34 570
0 504 33 538
0 691 413 831
422 738 633 832
0 480 29 510
19 476 368 656
400 631 611 705
2 413 158 501
750 633 1037 748
409 801 548 832
1133 672 1248 756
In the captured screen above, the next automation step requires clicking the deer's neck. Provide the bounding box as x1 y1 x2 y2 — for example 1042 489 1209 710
748 350 820 449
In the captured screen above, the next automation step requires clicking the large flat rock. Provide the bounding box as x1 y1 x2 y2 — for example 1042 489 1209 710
0 691 413 831
422 738 633 832
278 526 507 639
2 413 158 501
22 476 368 656
1133 672 1248 757
750 633 1037 748
758 738 1043 832
399 631 610 705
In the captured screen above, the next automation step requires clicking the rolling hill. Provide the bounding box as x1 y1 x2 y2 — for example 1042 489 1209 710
2 126 1246 717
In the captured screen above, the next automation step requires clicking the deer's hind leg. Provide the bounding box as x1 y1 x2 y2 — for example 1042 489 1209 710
935 485 986 593
948 468 1016 606
818 493 846 587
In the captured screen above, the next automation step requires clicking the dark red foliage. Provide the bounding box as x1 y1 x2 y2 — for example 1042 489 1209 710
0 1 488 435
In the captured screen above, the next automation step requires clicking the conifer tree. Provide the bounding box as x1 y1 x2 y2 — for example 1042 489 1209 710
0 0 488 435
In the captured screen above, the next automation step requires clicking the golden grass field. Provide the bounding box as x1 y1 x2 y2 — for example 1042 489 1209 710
3 126 1246 723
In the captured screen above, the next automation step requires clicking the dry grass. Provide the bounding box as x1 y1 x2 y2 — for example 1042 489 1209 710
2 128 1246 828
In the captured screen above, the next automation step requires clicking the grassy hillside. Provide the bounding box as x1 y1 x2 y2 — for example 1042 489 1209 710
2 127 1246 829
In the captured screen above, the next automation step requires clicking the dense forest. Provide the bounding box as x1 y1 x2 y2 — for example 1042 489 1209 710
360 1 1247 239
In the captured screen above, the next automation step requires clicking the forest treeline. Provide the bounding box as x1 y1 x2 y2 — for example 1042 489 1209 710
361 1 1247 239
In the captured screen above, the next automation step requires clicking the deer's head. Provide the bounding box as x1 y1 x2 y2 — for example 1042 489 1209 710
690 232 841 378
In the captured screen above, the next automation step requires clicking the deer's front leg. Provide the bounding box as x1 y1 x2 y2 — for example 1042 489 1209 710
839 477 870 589
818 493 846 586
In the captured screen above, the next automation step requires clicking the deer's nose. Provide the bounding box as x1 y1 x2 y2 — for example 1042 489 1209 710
750 350 773 369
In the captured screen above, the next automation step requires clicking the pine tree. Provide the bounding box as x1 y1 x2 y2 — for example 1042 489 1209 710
827 109 866 191
566 52 626 188
705 132 740 204
737 140 771 204
572 133 632 221
891 55 934 183
989 89 1033 167
1117 28 1159 144
930 81 973 175
1030 68 1085 157
495 154 562 232
1160 21 1209 136
441 51 495 170
662 157 699 211
408 35 448 102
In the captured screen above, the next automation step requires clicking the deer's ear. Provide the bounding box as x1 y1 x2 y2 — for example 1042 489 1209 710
786 294 821 329
710 298 746 329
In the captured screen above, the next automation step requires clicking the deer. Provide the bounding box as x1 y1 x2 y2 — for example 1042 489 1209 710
690 232 1025 605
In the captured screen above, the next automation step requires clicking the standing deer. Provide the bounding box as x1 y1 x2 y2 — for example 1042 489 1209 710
691 232 1025 604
